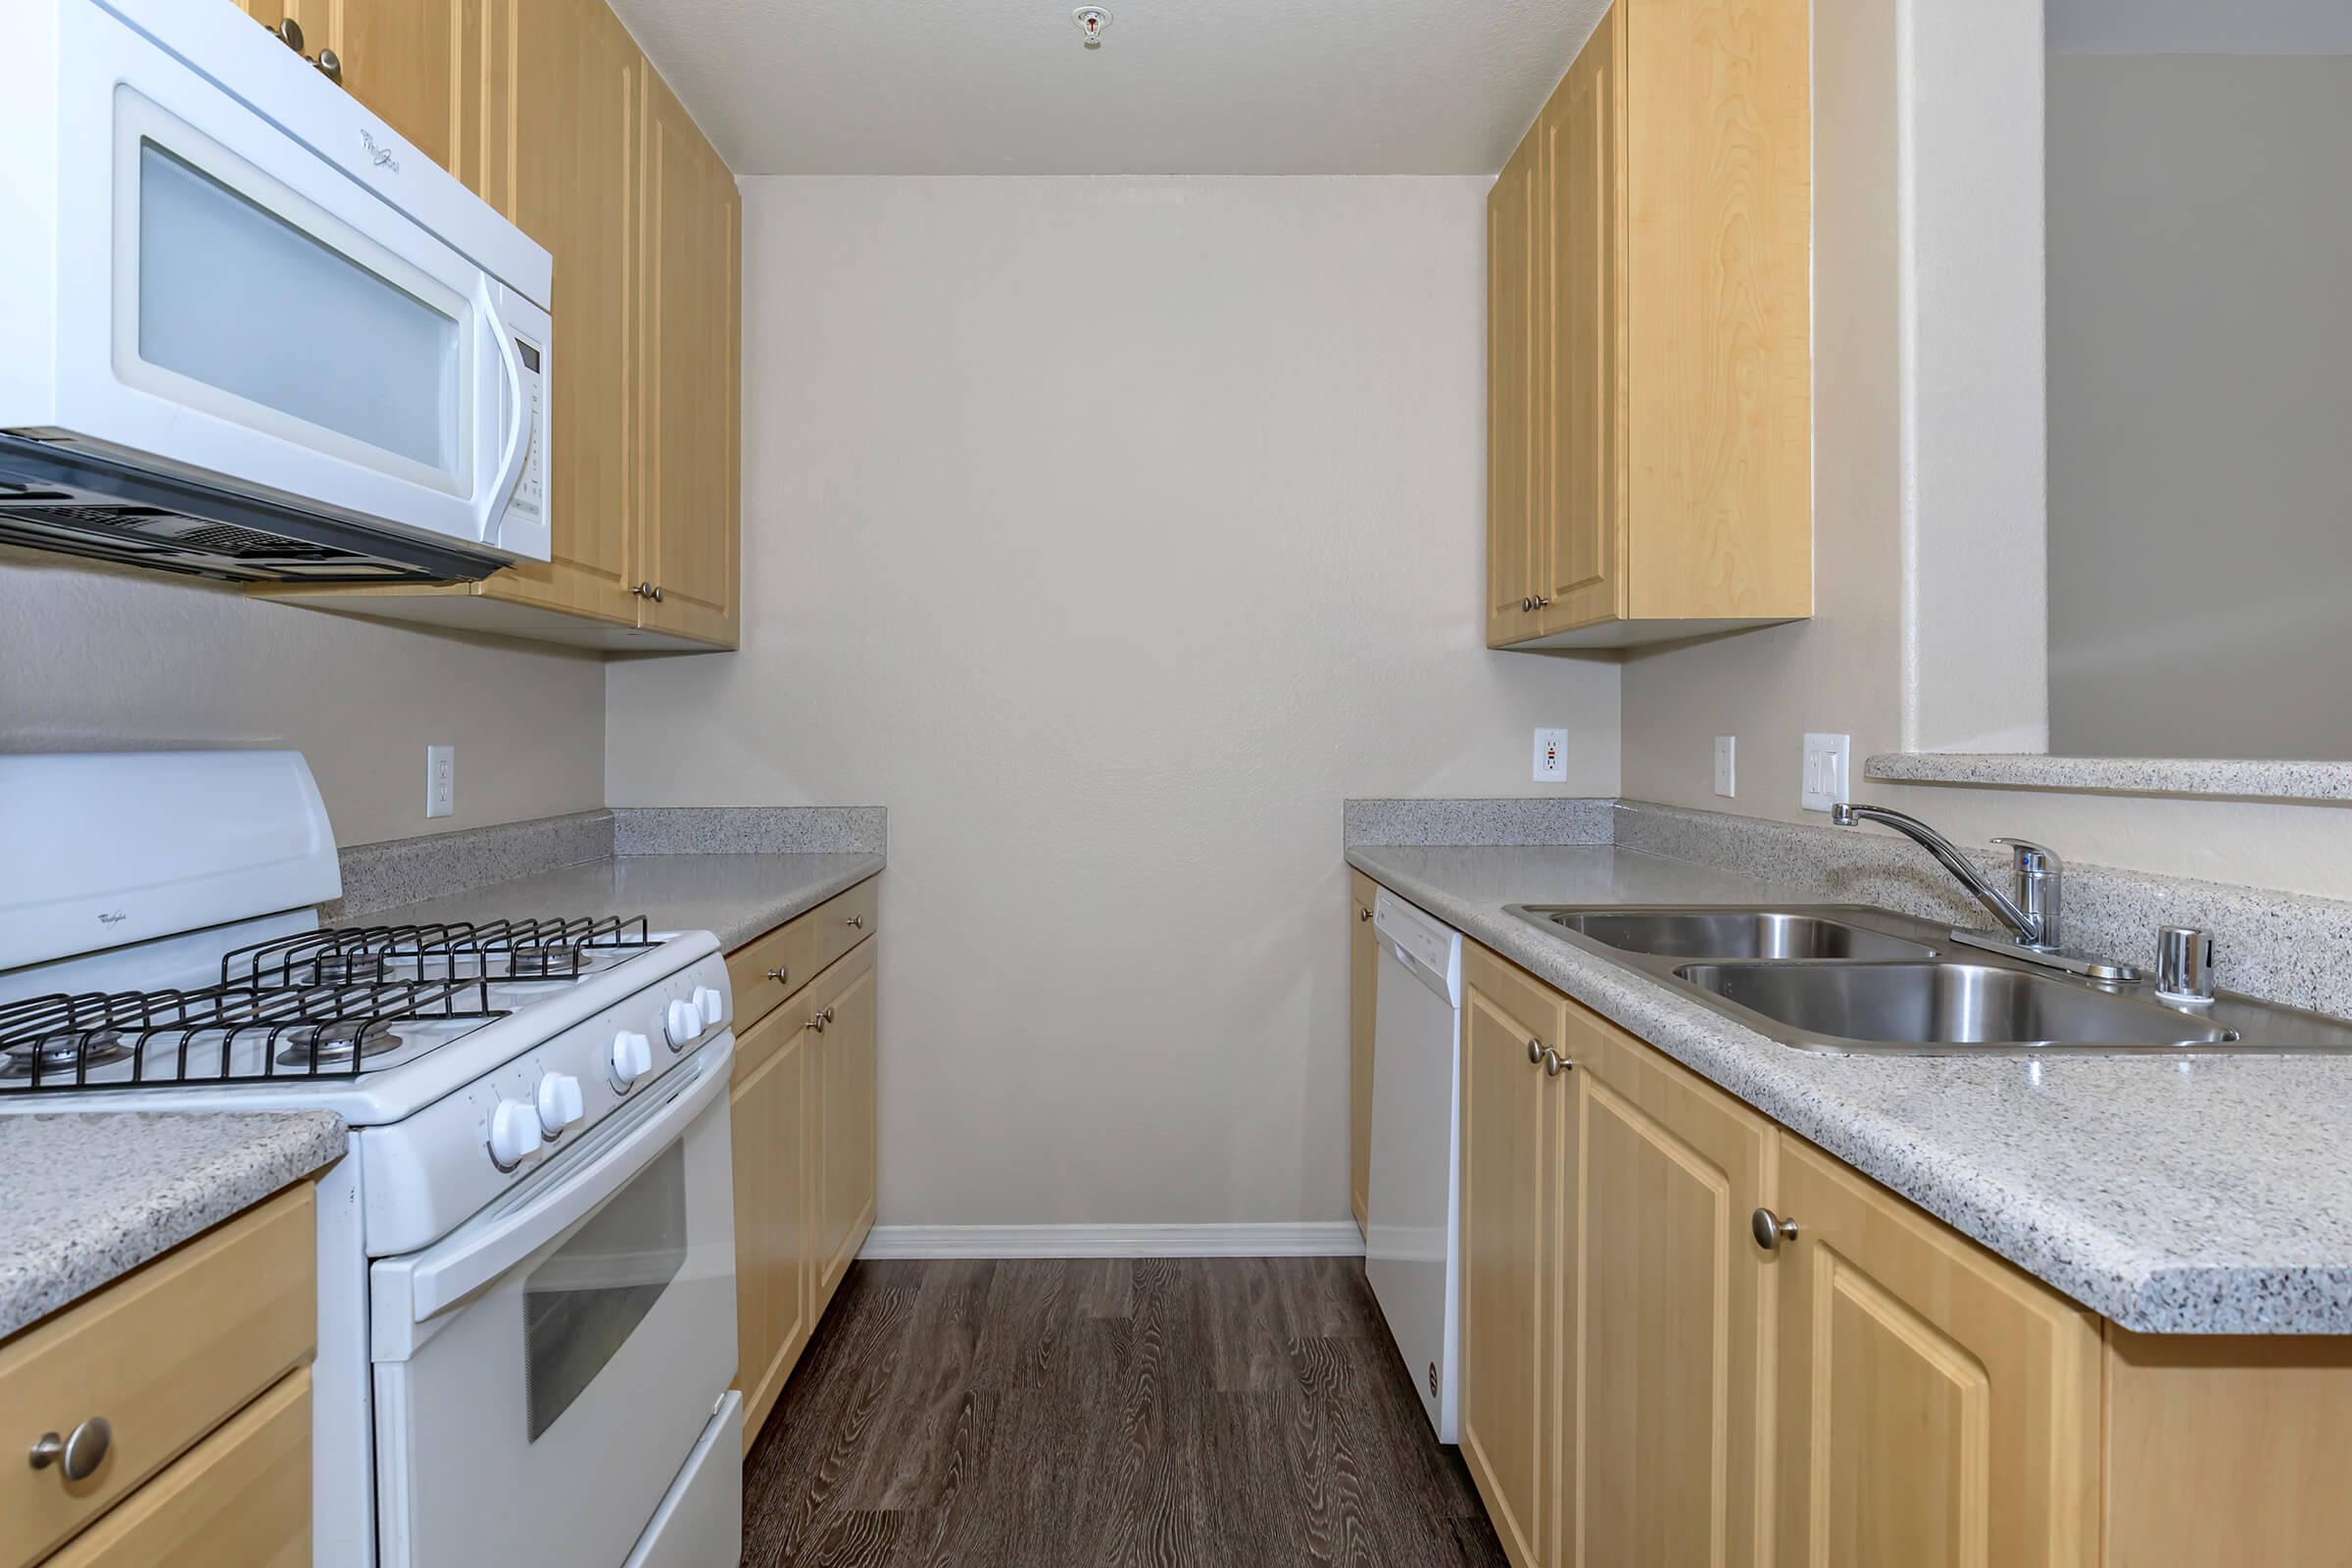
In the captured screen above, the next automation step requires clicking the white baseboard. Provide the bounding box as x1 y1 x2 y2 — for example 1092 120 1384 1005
859 1221 1367 1261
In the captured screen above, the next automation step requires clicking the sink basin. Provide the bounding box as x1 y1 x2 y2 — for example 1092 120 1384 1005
1523 906 1938 961
1675 961 2234 1051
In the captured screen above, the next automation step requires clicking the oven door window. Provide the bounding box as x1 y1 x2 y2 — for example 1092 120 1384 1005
521 1137 687 1441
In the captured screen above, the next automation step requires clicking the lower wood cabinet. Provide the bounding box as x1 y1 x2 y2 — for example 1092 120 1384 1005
1459 945 1567 1567
1449 931 2106 1568
1561 1008 1776 1568
729 881 881 1455
1348 869 1377 1236
1774 1137 2103 1568
2 1183 317 1568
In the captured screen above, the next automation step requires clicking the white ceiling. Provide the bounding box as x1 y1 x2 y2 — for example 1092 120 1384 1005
602 0 1612 175
2048 0 2352 55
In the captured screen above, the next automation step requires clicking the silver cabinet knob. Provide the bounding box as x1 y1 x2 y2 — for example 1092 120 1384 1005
1521 596 1535 612
315 47 341 82
633 582 652 597
30 1417 111 1482
270 17 305 50
764 965 788 984
1750 1207 1798 1252
1526 1038 1544 1065
823 1005 836 1024
846 914 865 930
1357 906 1371 922
652 585 665 602
1534 595 1551 609
1543 1049 1569 1077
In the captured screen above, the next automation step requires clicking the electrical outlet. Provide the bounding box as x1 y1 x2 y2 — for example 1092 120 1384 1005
1533 728 1569 783
425 745 455 819
1800 733 1850 812
1713 736 1738 798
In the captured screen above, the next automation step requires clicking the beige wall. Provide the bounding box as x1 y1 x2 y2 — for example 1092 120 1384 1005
1621 0 2352 898
0 550 607 847
606 175 1621 1227
2046 54 2352 759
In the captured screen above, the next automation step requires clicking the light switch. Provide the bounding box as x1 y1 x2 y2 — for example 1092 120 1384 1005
1800 733 1850 812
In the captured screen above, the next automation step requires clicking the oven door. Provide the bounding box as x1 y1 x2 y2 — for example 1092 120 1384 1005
23 0 549 559
368 1038 736 1568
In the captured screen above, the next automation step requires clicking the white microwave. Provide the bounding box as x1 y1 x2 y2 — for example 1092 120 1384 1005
0 0 552 582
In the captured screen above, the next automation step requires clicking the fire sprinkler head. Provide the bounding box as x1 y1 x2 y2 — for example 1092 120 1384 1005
1073 6 1110 48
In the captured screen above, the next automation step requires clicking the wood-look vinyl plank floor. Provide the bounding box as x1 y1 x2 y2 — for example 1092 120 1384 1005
742 1257 1507 1567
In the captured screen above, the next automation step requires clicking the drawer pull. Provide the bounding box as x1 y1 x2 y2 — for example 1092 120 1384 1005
765 966 788 984
846 914 865 930
30 1416 111 1482
808 1005 835 1033
1751 1207 1799 1252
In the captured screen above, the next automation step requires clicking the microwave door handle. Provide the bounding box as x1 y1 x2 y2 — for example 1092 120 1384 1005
477 279 530 544
401 1036 732 1323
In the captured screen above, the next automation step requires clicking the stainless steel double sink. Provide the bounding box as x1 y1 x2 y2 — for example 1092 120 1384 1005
1507 904 2352 1055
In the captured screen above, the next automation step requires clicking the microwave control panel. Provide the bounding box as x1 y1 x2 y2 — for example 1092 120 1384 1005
506 334 547 523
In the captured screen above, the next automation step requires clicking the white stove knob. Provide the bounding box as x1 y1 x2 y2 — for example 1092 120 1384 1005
610 1030 654 1089
693 985 725 1031
488 1098 544 1170
536 1071 585 1137
663 998 703 1051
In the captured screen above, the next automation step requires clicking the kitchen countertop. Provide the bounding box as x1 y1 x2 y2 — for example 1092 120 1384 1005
340 852 885 953
1348 842 2352 1335
0 1110 346 1341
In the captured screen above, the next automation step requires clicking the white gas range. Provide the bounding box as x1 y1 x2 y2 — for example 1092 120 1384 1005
0 752 742 1568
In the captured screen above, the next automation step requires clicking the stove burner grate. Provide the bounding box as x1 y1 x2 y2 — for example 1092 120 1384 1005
226 914 657 989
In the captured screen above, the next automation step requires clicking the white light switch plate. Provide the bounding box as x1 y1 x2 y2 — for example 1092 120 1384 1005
425 745 455 819
1713 736 1737 798
1533 728 1569 783
1800 733 1850 812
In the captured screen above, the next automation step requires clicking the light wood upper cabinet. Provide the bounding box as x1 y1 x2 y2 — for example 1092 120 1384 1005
636 66 743 647
1459 946 1566 1568
1773 1137 2102 1568
1488 0 1811 650
1559 1007 1775 1568
1348 869 1377 1237
252 0 740 652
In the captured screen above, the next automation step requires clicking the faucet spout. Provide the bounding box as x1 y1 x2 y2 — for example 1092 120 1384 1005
1831 803 2054 951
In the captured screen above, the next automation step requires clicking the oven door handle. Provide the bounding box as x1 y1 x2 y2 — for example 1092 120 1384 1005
396 1036 732 1326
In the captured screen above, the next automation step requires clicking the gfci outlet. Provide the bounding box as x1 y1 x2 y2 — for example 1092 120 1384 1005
1800 733 1850 812
425 745 455 819
1713 736 1737 798
1533 728 1569 783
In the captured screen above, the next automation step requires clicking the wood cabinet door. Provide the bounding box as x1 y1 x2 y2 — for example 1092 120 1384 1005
465 0 643 627
1774 1138 2101 1568
731 1003 811 1454
636 68 741 647
1460 947 1563 1568
41 1369 310 1568
1348 869 1377 1237
1558 1008 1774 1568
1486 134 1544 648
288 0 462 173
812 940 879 1301
1535 6 1625 635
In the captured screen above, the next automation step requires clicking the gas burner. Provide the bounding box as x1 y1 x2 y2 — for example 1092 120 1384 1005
274 1018 407 1069
1 1031 130 1078
506 944 584 979
310 950 390 986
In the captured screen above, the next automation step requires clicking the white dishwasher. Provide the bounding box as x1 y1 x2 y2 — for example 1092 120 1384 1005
1364 888 1465 1443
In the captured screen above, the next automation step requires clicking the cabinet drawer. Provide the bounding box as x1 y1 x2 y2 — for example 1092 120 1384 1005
43 1367 310 1568
726 877 880 1034
0 1184 316 1568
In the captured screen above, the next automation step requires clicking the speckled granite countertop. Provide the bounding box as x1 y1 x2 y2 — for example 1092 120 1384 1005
0 1111 345 1340
1348 843 2352 1335
340 853 885 953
